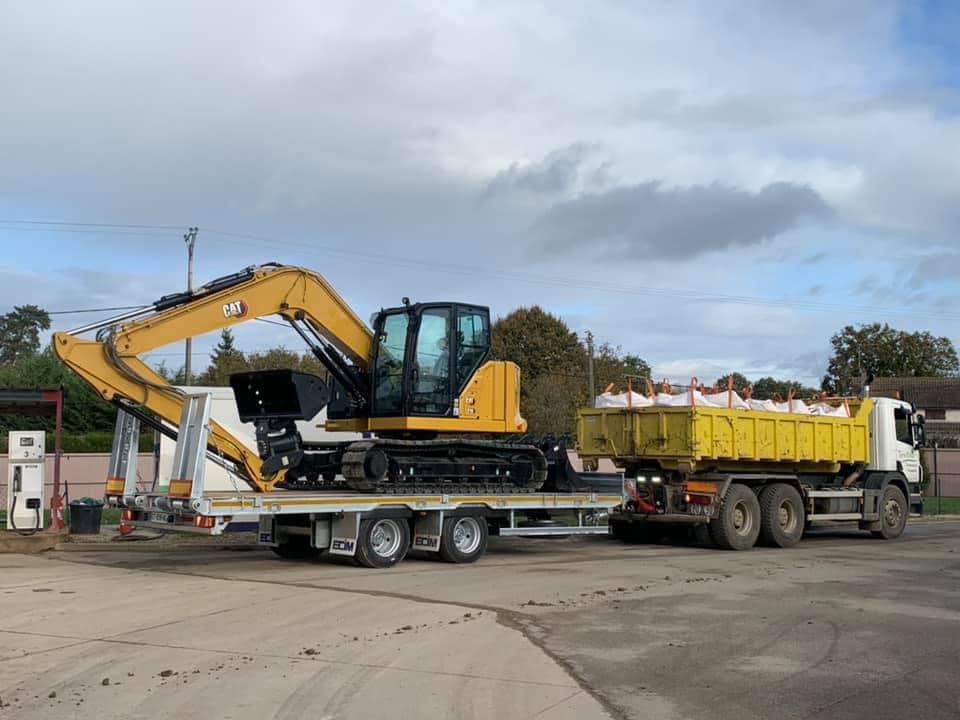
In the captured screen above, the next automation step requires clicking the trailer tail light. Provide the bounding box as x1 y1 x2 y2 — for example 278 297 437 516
193 515 216 529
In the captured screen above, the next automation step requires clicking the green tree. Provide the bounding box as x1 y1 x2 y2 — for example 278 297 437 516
0 348 116 432
752 377 818 400
492 306 585 380
492 307 649 434
823 323 959 394
246 348 328 379
0 305 51 365
716 372 751 392
594 344 651 393
199 329 249 385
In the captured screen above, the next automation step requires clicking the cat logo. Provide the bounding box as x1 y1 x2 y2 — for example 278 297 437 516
222 300 249 318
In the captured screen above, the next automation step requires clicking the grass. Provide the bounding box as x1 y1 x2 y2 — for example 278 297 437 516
923 497 960 515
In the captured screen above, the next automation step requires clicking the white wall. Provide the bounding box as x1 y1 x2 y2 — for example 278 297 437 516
158 386 361 491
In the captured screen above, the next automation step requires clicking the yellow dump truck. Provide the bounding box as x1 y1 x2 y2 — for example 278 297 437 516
577 395 925 550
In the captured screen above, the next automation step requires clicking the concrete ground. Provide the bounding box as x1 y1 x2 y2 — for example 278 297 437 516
1 521 959 720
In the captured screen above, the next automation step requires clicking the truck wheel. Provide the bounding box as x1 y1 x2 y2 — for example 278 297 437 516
439 516 488 563
271 536 319 560
758 483 805 548
871 485 907 540
355 517 410 568
710 484 761 550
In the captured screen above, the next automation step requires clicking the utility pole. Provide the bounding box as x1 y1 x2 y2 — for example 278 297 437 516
183 227 198 385
586 331 595 408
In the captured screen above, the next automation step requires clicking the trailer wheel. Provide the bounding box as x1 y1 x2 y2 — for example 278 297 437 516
439 516 488 563
758 483 805 548
355 517 410 568
710 484 761 550
871 485 907 540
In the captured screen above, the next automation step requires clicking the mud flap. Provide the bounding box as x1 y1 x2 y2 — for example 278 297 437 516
413 511 443 552
330 512 361 556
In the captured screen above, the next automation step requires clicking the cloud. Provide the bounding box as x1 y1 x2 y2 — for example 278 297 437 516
909 253 960 289
481 143 602 200
532 180 831 259
801 252 828 265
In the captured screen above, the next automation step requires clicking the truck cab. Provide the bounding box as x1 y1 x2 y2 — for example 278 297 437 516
869 396 925 513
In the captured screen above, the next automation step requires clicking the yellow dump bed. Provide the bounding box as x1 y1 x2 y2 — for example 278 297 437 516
577 398 872 473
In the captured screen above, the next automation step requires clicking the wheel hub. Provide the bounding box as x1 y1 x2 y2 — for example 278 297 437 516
452 517 481 554
370 519 401 557
732 501 752 536
884 499 902 527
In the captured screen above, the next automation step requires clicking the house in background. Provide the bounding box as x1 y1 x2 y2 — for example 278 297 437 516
871 377 960 447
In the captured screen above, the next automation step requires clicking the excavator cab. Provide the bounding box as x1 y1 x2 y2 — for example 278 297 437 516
370 302 490 418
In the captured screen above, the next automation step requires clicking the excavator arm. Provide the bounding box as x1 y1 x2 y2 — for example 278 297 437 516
53 264 373 493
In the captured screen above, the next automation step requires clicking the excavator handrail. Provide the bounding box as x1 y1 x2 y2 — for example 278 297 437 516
53 264 374 492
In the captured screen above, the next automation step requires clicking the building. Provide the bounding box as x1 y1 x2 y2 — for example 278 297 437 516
871 377 960 447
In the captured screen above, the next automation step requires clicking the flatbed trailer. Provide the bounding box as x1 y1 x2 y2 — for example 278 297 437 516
106 397 622 568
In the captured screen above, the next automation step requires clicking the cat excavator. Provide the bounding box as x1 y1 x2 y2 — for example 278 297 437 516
53 263 546 495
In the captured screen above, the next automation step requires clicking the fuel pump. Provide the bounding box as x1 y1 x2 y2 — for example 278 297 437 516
6 431 44 532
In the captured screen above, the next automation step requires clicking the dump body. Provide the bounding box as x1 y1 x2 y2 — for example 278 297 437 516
577 398 872 474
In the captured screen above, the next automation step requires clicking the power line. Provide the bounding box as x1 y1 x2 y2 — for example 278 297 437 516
48 305 147 316
0 219 187 230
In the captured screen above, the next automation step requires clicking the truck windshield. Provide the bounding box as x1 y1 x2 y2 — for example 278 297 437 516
373 312 409 414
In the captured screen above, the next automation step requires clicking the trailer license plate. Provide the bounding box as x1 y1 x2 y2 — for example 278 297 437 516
150 512 172 523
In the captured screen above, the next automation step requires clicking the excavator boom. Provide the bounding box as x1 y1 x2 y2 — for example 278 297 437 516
53 264 373 492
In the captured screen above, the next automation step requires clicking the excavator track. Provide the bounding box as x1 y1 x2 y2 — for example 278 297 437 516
341 439 547 493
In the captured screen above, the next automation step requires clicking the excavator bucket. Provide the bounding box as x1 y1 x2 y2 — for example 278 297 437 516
230 369 331 422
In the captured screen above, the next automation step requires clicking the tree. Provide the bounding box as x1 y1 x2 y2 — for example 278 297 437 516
594 344 651 393
823 323 959 394
0 348 116 432
752 377 818 400
492 307 649 434
199 329 249 386
0 305 51 365
716 372 751 392
492 306 585 379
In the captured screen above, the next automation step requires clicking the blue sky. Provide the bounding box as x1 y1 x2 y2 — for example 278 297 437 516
2 1 959 387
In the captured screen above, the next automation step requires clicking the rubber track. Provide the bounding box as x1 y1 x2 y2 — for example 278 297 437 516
341 438 547 493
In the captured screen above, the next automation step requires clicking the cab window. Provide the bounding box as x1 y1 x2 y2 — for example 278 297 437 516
372 312 408 414
456 310 489 389
894 407 912 445
411 308 452 414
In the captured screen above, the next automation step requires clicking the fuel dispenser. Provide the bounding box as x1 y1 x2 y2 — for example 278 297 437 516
6 430 44 531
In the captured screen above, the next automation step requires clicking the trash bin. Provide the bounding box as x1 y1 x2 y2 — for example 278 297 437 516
69 497 104 535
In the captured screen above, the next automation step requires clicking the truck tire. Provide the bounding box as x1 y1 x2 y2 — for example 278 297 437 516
758 483 805 548
355 517 410 568
709 484 761 551
871 485 907 540
439 516 488 563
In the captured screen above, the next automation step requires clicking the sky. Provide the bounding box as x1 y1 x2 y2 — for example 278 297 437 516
1 1 959 387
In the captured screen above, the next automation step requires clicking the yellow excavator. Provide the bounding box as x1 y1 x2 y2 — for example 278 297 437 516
53 263 544 494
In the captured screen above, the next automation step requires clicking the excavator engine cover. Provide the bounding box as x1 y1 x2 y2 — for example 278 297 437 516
231 369 331 422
